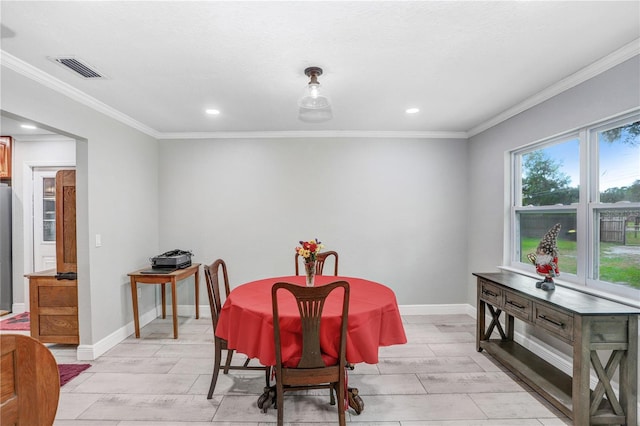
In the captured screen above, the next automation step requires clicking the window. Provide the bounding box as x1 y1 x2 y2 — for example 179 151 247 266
42 177 56 242
511 112 640 300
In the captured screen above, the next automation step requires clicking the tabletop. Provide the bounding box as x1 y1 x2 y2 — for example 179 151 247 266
215 275 407 366
128 263 201 280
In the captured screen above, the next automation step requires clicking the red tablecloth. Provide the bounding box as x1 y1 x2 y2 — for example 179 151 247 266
215 275 407 366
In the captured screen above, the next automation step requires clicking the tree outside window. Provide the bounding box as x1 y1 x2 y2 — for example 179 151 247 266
513 115 640 295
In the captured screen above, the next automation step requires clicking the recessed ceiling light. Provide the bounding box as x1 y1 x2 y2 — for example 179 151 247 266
405 108 420 114
205 109 220 115
21 124 37 129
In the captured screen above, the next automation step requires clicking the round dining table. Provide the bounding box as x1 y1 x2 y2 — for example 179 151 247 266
215 275 407 367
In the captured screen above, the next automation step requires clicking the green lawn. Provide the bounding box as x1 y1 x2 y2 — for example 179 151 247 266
520 234 639 289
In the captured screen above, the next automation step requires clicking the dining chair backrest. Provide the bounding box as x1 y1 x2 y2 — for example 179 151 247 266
295 250 339 276
203 258 270 399
271 280 350 425
204 258 230 329
1 333 60 426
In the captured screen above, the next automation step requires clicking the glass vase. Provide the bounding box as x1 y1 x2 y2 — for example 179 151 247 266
304 261 316 287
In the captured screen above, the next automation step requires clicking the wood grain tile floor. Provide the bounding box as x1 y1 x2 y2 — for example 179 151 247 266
5 313 573 425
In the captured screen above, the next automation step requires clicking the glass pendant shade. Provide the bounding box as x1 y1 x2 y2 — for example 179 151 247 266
298 83 330 109
298 106 333 123
298 66 332 123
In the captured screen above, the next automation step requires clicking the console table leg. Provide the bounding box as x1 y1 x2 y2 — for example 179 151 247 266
477 300 486 351
161 283 166 319
620 316 638 426
171 279 178 339
573 316 590 426
130 278 140 338
194 268 200 319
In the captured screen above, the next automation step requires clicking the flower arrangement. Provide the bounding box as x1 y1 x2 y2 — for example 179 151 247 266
295 238 324 262
296 238 324 286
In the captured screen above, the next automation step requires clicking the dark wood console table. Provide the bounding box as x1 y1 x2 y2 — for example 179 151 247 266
474 271 638 426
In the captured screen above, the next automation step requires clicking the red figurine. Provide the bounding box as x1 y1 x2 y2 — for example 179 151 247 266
527 223 561 291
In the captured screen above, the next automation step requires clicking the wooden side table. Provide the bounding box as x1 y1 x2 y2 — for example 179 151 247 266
128 263 200 339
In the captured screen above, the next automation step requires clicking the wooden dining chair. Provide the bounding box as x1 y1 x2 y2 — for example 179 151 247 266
295 250 339 276
204 259 270 399
1 333 60 426
272 280 350 426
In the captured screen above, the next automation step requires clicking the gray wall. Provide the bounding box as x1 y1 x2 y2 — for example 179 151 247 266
1 67 160 346
2 52 637 356
466 55 640 304
158 137 469 305
466 56 640 386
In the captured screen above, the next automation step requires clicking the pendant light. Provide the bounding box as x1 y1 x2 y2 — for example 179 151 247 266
298 66 332 123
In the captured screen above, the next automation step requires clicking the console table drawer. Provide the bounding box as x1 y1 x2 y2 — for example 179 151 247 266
589 316 629 344
534 303 574 342
503 291 532 321
479 280 502 306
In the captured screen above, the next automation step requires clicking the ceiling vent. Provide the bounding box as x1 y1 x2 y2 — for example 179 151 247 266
49 56 105 79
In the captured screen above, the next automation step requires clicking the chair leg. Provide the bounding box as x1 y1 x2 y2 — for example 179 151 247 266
223 349 234 374
208 340 223 399
276 383 284 426
329 386 336 405
336 382 346 426
264 366 271 387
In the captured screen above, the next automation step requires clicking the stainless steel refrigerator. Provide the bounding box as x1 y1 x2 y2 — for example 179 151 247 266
0 184 12 312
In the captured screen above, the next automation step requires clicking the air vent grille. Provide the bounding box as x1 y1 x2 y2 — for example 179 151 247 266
50 57 104 79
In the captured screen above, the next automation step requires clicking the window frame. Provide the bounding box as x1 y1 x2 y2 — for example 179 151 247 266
508 110 640 302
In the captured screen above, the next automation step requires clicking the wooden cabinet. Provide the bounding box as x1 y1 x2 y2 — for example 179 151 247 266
26 270 78 344
27 170 78 344
55 169 76 273
0 136 12 179
475 271 639 426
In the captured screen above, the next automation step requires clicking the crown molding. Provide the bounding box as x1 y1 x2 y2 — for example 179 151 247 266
468 38 640 137
157 130 468 140
0 50 466 140
11 134 75 143
0 50 160 139
4 37 638 141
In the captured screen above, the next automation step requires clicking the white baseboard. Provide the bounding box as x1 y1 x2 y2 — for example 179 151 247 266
11 303 26 313
190 303 479 319
76 303 479 360
76 306 159 361
69 300 640 419
398 303 476 317
75 302 628 399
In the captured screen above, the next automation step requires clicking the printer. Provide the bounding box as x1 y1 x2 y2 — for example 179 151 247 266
151 249 192 269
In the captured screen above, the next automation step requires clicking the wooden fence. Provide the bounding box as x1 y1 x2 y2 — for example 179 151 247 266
600 217 626 244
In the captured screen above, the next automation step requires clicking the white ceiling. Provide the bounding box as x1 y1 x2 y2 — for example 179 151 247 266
1 1 639 138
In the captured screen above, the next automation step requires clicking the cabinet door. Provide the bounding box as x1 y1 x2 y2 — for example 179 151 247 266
0 136 11 178
55 170 76 273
